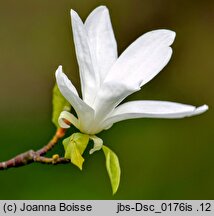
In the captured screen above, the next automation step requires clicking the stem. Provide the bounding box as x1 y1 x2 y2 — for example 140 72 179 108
0 128 70 170
0 150 35 169
36 128 66 155
34 155 70 164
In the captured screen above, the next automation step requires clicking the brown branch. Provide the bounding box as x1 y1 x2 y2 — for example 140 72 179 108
0 150 35 170
36 128 66 155
0 127 70 170
34 154 70 164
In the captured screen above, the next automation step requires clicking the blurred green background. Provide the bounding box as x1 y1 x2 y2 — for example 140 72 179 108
0 0 213 199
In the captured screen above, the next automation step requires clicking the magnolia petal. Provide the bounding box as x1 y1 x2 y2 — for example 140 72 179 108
55 66 95 132
85 6 117 83
89 135 103 154
56 66 79 96
70 9 99 105
92 80 139 125
58 111 80 129
105 29 175 88
192 105 209 115
92 30 175 122
102 101 208 128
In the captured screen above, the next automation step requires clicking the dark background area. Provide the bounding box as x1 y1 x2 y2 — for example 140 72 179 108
0 0 213 199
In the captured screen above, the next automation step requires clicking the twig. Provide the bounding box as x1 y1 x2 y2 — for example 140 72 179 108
0 127 70 170
36 128 66 155
34 154 70 164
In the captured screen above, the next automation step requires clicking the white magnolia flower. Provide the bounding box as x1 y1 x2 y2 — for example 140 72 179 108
56 6 208 136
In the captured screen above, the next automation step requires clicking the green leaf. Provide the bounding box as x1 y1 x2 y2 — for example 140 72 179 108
102 145 121 195
63 133 89 170
52 84 71 127
72 133 90 154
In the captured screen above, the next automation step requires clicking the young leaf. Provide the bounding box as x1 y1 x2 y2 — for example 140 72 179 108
89 135 103 154
52 84 71 127
63 133 89 170
102 145 121 195
72 133 90 154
